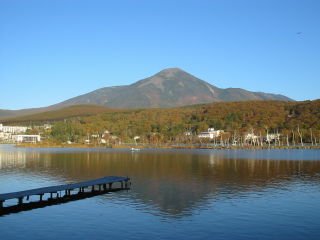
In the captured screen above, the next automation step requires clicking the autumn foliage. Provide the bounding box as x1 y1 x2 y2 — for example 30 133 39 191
4 100 320 144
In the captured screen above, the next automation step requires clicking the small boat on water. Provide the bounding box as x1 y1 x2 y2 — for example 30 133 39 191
131 148 141 151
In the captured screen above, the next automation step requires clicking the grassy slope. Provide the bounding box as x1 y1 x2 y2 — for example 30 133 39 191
1 104 118 123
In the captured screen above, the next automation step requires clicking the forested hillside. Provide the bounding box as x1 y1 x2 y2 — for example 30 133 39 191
6 100 318 145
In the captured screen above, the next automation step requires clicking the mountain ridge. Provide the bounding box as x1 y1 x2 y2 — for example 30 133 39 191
0 68 293 119
50 68 291 109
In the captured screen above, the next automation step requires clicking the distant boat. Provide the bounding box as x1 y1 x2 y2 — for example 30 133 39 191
131 148 140 151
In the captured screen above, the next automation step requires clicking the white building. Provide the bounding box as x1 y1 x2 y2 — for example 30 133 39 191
0 123 28 134
198 128 222 139
0 132 12 141
12 135 41 143
265 133 281 143
43 124 52 130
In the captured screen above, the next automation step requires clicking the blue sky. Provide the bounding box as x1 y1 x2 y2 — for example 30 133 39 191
1 0 319 110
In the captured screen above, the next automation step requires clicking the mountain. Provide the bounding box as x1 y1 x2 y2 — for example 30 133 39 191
0 68 292 119
50 68 292 109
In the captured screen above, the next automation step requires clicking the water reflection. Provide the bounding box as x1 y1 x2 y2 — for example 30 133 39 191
0 146 320 218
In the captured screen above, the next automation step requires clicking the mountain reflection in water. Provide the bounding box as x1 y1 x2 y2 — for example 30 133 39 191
1 146 319 218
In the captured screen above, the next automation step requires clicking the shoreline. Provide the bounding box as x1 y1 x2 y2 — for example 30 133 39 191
13 143 320 150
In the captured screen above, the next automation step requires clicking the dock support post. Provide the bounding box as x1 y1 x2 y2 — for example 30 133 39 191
18 197 23 205
50 193 53 199
40 194 44 201
121 181 124 188
103 184 107 191
0 201 3 208
91 185 95 192
108 183 113 190
99 185 101 191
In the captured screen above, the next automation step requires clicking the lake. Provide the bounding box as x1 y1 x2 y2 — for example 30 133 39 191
0 145 320 240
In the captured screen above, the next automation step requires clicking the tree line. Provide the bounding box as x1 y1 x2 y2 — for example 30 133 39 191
35 100 320 146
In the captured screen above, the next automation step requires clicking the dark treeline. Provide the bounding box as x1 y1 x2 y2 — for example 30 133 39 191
12 100 320 146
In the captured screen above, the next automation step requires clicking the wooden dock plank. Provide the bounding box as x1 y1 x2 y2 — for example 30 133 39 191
0 176 129 201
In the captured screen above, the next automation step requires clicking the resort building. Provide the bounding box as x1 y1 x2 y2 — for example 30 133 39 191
12 135 41 143
0 123 28 134
198 128 222 139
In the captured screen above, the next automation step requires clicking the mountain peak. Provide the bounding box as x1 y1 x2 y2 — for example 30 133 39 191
135 67 198 90
158 67 184 74
154 68 187 79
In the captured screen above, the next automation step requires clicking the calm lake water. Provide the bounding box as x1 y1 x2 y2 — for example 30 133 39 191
0 145 320 240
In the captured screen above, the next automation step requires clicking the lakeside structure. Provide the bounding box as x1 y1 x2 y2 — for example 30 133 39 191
0 123 41 143
0 124 28 134
12 135 41 143
0 176 131 215
198 128 222 139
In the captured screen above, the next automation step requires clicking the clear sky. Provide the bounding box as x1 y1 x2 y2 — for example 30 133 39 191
1 0 319 110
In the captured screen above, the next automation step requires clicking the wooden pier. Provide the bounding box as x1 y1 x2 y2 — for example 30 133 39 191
0 176 130 214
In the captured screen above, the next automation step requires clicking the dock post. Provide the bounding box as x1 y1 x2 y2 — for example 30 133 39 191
103 184 107 191
50 192 53 199
108 183 113 190
18 197 23 205
121 181 124 188
0 200 3 208
99 185 101 191
91 185 95 192
40 194 44 201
